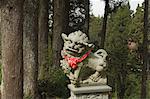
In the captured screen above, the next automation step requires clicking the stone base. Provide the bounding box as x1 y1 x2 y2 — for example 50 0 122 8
68 84 112 99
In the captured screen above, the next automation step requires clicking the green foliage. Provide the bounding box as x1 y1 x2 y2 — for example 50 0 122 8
129 4 144 43
89 3 144 99
124 73 141 99
38 67 70 98
105 2 142 99
89 15 102 42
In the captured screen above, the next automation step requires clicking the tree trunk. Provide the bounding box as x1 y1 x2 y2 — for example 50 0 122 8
1 0 24 98
23 0 39 98
83 0 89 36
141 0 148 98
38 0 49 80
147 0 150 80
117 72 126 99
52 0 69 67
98 0 109 48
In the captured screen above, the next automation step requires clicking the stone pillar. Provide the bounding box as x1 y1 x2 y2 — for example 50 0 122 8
68 84 112 99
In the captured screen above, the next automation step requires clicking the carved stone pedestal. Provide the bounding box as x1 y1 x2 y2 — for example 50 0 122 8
68 84 112 99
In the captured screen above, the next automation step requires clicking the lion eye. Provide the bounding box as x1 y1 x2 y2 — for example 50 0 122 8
79 43 85 47
75 42 78 45
67 40 72 44
77 44 84 48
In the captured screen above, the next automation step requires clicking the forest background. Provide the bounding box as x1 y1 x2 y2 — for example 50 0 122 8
0 0 150 99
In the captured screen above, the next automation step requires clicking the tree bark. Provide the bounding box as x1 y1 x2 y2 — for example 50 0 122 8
38 0 49 80
98 0 109 48
52 0 69 67
1 0 24 98
147 0 150 80
83 0 89 36
23 0 39 98
141 0 148 98
117 72 126 99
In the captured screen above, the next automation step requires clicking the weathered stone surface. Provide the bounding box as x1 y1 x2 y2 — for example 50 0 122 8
68 84 112 99
60 31 112 99
60 31 108 86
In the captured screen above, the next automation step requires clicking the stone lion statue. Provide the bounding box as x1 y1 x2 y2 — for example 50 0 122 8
60 31 108 86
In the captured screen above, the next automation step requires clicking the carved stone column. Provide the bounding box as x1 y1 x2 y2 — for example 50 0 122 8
68 84 112 99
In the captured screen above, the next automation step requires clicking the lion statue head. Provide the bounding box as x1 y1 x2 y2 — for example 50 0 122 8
61 30 94 57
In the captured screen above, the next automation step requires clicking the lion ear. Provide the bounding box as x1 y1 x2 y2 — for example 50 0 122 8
61 33 68 41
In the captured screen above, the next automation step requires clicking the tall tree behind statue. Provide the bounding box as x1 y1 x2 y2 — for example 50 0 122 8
52 0 69 67
52 0 90 67
0 0 24 98
141 0 149 98
23 0 39 98
38 0 49 80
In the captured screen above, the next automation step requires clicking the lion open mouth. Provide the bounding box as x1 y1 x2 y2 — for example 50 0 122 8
66 48 79 54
